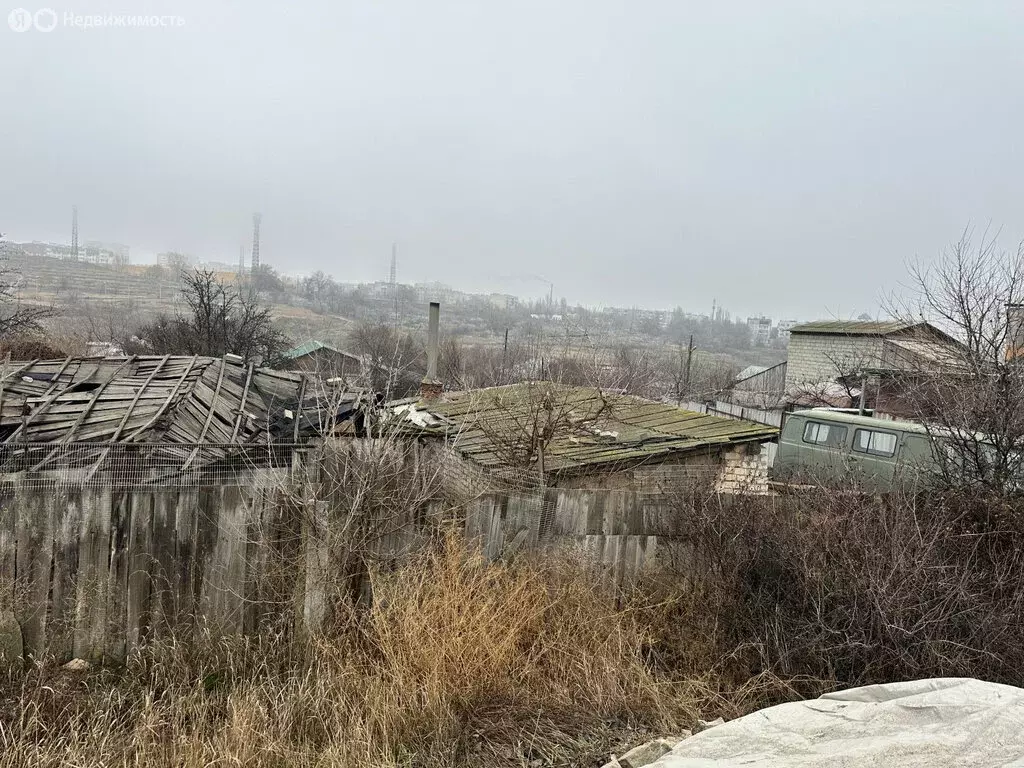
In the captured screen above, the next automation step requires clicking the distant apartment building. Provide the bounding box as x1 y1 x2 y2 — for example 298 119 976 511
414 281 456 303
488 293 518 310
196 260 237 273
776 319 798 342
156 251 195 271
746 316 773 346
84 241 130 266
20 240 128 266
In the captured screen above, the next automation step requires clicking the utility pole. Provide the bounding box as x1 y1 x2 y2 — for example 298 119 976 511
71 205 79 261
683 334 695 396
390 243 398 325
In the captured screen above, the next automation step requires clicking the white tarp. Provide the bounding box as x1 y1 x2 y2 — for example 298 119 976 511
655 678 1024 767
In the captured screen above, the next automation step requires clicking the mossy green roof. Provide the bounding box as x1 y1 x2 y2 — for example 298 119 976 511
396 383 777 475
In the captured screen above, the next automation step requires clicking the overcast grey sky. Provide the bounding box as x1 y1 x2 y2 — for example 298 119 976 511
2 1 1023 319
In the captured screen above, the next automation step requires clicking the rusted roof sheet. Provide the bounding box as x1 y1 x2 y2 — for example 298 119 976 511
392 383 777 475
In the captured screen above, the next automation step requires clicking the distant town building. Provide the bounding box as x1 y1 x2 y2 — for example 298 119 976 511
18 240 129 266
84 241 130 267
414 281 456 303
196 260 237 273
156 252 195 271
746 316 773 346
488 293 518 310
776 319 798 341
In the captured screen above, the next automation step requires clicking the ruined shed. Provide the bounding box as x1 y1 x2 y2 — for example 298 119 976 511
0 354 364 481
0 354 366 663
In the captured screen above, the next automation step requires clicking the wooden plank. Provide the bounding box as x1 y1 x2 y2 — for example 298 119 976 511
181 359 228 470
292 375 307 443
174 489 200 635
73 485 112 662
83 358 171 482
29 358 136 470
149 490 178 638
45 488 83 662
0 482 15 611
126 492 154 652
13 483 54 659
124 356 200 442
102 491 132 661
230 364 256 443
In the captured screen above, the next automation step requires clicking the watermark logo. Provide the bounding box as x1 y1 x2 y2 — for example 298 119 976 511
7 8 34 31
8 8 184 31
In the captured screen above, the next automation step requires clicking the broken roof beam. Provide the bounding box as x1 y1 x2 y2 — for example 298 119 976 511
181 358 228 471
229 363 256 443
84 355 171 482
30 357 136 471
123 356 199 442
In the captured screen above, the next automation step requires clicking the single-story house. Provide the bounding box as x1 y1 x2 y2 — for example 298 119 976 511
282 340 362 379
716 320 966 424
390 382 778 494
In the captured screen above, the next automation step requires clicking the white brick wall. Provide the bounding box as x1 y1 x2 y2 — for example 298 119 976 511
715 445 770 495
784 335 885 389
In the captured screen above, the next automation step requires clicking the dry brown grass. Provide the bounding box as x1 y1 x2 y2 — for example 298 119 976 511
0 539 696 768
7 483 1021 767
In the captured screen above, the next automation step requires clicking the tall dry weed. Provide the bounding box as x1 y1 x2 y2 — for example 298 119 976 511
0 537 693 768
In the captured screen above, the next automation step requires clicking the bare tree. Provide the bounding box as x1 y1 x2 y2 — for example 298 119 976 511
140 269 287 363
606 344 659 396
469 381 611 484
302 270 335 313
350 319 423 400
0 237 56 338
889 228 1024 496
438 335 466 390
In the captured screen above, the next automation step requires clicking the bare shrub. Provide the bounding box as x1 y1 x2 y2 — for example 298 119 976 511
650 480 1024 699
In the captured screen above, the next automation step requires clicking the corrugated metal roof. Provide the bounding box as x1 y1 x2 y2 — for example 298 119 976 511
789 320 921 336
284 340 340 359
393 383 777 475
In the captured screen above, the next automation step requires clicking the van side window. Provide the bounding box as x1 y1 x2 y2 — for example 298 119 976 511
802 421 848 448
853 429 898 457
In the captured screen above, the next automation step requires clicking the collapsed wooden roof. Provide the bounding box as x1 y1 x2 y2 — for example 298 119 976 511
0 355 363 474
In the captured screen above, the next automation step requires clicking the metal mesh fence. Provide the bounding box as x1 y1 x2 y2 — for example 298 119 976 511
0 442 306 489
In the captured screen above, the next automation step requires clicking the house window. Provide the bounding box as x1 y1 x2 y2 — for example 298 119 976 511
853 429 898 457
802 421 848 448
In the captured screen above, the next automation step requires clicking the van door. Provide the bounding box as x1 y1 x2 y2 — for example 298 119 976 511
775 416 851 483
849 427 900 489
